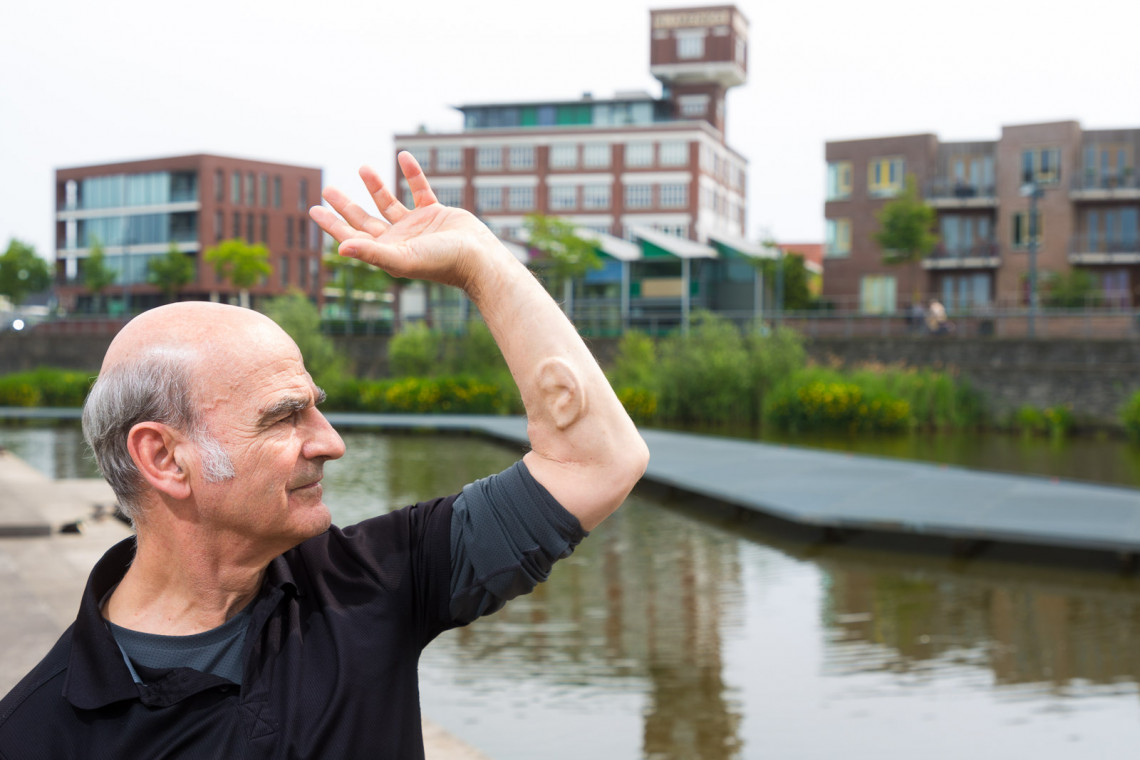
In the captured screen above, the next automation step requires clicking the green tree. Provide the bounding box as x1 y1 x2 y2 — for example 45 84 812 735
323 251 393 328
388 322 441 377
523 214 602 319
0 239 52 306
1041 268 1099 308
205 238 271 309
147 243 196 304
750 250 814 312
262 291 347 386
873 174 938 301
83 239 118 314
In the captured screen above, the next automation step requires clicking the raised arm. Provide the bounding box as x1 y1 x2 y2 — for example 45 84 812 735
310 152 648 529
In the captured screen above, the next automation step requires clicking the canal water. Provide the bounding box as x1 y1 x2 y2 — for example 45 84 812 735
4 426 1140 758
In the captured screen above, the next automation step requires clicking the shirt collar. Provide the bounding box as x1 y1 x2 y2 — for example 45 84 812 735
61 537 303 710
62 536 144 710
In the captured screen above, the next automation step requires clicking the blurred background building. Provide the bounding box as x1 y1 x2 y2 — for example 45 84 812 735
391 4 786 333
54 154 325 314
824 121 1140 315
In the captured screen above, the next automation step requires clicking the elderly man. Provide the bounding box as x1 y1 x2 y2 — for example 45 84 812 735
0 153 648 758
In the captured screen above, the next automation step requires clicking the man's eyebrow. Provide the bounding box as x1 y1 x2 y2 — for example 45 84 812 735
258 388 326 425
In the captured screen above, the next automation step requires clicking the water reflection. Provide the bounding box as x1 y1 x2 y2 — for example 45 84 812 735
819 552 1140 691
4 426 1140 757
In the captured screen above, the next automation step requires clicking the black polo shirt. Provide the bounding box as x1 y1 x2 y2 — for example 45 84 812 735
0 468 584 760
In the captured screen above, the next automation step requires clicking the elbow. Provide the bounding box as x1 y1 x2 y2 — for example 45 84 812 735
609 427 651 505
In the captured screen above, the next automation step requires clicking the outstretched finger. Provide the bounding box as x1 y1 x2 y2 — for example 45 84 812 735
358 165 411 224
396 151 440 209
322 186 390 237
309 205 370 245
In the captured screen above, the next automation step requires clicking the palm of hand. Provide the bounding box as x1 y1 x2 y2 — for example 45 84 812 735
355 203 497 288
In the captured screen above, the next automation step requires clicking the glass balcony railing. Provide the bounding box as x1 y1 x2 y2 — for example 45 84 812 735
1071 171 1139 192
1070 235 1140 254
927 179 996 200
928 241 1000 260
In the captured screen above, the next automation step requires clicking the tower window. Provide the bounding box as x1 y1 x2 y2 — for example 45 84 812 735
676 30 705 59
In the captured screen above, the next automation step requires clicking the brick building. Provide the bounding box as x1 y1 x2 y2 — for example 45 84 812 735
54 154 325 314
824 121 1140 313
392 5 771 332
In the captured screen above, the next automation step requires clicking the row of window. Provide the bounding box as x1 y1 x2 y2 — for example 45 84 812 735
67 172 198 211
486 221 691 244
826 158 906 201
827 145 1139 201
405 140 693 174
212 210 319 251
825 207 1135 257
476 184 689 213
699 144 745 190
65 212 198 250
405 182 691 213
462 101 659 131
213 170 309 211
859 269 1134 313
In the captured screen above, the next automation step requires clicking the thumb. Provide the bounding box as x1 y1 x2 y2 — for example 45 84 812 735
339 240 403 277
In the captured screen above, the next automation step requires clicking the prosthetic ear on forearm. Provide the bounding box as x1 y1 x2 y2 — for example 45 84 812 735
534 357 587 431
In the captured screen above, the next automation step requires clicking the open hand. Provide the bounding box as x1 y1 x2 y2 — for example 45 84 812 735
309 152 504 290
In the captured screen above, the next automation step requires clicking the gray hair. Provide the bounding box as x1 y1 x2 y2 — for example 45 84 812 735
82 348 234 524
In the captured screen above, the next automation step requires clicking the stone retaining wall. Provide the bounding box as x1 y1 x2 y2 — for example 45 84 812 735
3 323 1138 427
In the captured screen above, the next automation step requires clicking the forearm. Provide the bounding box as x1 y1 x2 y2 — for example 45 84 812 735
464 242 648 530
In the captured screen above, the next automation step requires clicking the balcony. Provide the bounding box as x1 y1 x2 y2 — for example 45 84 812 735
1070 171 1140 201
1068 235 1140 265
923 240 1000 270
926 179 997 209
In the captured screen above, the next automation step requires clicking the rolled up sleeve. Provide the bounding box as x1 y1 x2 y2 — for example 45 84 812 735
448 460 588 624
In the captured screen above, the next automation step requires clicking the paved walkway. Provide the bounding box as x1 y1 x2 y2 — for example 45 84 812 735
323 413 1140 559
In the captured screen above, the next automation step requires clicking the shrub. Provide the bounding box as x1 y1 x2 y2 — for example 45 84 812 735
388 322 441 377
746 326 806 422
0 368 95 407
440 321 509 381
0 376 41 407
656 311 751 425
609 330 659 391
1012 404 1074 437
383 376 508 414
1123 391 1140 443
765 372 911 433
848 364 984 430
616 386 658 423
1013 405 1046 434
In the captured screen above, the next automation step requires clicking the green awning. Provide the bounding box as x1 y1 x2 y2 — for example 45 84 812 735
573 229 641 261
632 227 717 259
708 232 778 261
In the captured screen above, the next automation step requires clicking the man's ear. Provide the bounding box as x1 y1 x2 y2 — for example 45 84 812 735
126 422 192 501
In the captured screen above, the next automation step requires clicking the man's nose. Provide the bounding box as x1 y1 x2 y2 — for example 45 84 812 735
304 409 346 461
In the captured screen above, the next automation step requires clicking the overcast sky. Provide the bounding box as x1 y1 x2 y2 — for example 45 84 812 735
2 0 1138 260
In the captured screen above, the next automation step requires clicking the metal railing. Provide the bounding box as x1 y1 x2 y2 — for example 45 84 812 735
1070 235 1140 255
928 241 1001 260
926 180 997 200
1070 171 1140 192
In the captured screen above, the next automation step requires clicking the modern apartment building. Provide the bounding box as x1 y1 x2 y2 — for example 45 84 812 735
393 5 765 331
54 154 325 313
824 121 1140 313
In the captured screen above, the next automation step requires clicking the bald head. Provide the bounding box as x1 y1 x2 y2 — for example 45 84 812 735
86 303 303 523
103 301 290 379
